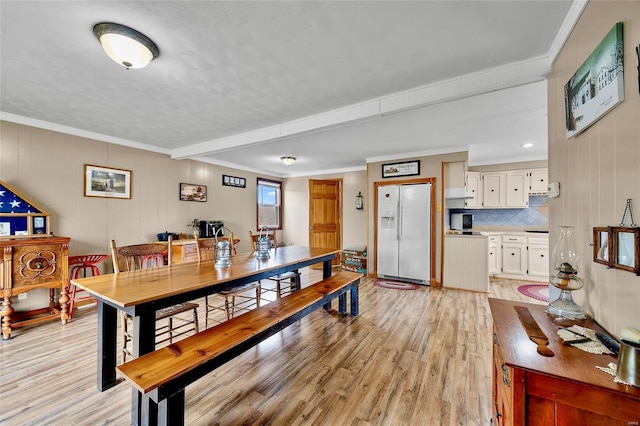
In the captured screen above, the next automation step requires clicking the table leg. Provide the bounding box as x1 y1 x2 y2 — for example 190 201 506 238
131 310 157 426
322 258 334 310
96 301 117 391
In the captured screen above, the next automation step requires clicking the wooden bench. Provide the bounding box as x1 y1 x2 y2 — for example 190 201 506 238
116 271 362 426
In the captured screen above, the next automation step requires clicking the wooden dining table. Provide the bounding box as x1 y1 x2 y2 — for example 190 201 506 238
71 246 339 415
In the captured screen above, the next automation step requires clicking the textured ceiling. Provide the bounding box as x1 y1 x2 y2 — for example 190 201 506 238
0 1 577 177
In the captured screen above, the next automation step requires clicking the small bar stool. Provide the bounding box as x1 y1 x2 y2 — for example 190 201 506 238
68 254 108 320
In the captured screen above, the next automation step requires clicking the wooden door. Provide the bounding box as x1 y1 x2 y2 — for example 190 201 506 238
309 179 341 265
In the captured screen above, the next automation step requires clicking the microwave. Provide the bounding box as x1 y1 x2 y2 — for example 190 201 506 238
451 213 473 230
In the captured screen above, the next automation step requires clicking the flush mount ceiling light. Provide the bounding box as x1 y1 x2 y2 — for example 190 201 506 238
93 22 159 69
280 157 296 166
520 143 534 148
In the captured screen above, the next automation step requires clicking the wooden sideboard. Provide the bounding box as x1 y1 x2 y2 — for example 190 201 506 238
0 236 70 339
169 237 239 264
489 298 640 426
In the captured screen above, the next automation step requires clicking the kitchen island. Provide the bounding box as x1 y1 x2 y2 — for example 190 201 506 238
443 233 489 292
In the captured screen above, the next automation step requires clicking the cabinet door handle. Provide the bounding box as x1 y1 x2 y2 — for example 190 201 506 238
540 254 545 258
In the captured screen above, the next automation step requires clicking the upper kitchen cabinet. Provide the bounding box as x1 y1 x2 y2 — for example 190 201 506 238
505 171 528 208
464 171 482 208
482 172 506 208
528 168 548 194
464 167 547 209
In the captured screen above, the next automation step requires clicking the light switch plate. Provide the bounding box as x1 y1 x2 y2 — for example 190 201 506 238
548 182 560 198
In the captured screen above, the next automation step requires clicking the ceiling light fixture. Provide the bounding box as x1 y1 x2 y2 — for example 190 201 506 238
521 143 534 148
280 156 296 166
93 22 159 69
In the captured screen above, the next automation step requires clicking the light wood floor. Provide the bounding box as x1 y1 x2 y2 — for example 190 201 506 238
0 271 544 425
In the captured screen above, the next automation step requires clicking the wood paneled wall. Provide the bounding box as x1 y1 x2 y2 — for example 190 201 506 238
0 121 278 308
548 0 640 336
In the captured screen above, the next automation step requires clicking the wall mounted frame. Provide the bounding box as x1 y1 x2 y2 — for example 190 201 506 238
592 227 610 266
84 164 132 199
611 227 640 275
593 226 640 275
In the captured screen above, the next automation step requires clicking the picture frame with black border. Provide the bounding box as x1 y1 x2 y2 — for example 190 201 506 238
381 160 420 178
222 174 246 188
179 183 207 202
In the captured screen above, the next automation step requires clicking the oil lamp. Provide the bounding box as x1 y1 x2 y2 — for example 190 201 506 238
256 226 271 260
214 227 232 268
548 226 586 319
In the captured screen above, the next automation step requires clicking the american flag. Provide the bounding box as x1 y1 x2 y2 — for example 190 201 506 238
0 183 42 214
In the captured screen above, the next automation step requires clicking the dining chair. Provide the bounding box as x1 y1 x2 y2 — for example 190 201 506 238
248 229 301 301
194 230 261 328
110 236 199 363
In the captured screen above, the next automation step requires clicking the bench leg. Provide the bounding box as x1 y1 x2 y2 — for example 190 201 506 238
338 292 347 314
158 390 185 426
350 284 359 316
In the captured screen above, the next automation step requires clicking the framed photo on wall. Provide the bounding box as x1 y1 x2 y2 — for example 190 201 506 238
84 164 132 199
564 22 624 138
382 160 420 178
179 183 207 202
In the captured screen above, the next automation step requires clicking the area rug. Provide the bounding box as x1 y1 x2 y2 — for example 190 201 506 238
517 284 549 302
373 279 421 290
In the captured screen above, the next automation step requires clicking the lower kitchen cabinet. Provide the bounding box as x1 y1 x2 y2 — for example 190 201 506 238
490 298 640 426
527 236 549 277
501 235 526 275
488 234 502 275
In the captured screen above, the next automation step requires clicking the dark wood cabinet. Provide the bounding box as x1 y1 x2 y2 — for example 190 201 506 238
489 298 640 425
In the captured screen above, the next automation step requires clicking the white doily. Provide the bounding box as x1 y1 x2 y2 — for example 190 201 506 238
596 362 637 387
556 325 613 355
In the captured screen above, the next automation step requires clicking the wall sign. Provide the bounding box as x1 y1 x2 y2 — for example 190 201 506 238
222 175 246 188
382 160 420 178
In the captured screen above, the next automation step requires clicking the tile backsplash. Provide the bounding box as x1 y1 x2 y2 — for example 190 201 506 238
451 195 549 228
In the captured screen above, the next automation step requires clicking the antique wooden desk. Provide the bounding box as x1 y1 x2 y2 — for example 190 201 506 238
0 236 70 339
72 245 339 424
489 298 640 425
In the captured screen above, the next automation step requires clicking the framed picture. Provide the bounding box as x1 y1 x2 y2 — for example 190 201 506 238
564 22 624 138
180 183 207 202
222 174 246 188
382 160 420 178
84 164 132 199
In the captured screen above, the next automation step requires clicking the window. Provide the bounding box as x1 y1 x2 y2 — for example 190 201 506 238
257 178 282 230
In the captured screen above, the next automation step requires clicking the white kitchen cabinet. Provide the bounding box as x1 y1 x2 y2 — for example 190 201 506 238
505 171 528 208
464 172 482 208
488 234 502 275
528 168 548 193
482 172 505 208
502 235 526 275
527 235 549 277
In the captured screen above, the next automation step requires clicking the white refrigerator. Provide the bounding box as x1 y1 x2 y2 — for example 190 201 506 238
377 183 431 284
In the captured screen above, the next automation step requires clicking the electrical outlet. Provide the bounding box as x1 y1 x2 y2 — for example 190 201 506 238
18 293 27 300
